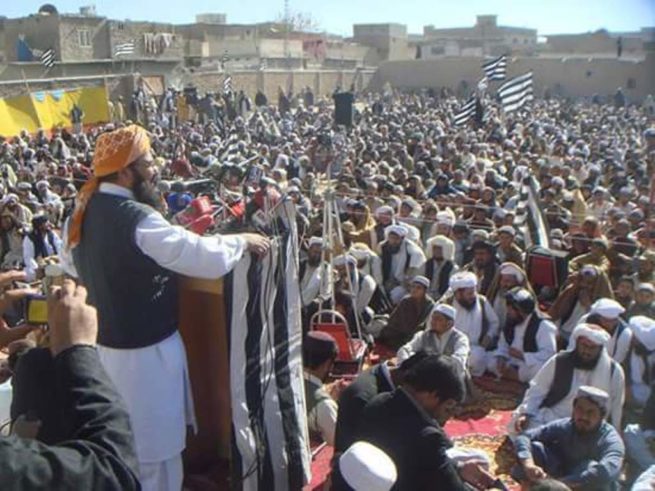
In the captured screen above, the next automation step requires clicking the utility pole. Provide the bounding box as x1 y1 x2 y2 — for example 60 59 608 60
284 0 290 70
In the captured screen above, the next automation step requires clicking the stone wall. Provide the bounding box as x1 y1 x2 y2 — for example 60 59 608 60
370 54 655 101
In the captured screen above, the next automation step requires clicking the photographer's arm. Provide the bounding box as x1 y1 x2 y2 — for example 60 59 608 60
0 281 140 490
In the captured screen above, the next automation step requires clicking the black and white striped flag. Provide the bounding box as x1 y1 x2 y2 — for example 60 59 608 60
515 173 550 249
498 72 534 113
221 50 229 67
40 48 56 68
219 130 241 160
223 75 233 95
225 203 311 490
482 54 507 80
114 41 135 56
454 96 477 127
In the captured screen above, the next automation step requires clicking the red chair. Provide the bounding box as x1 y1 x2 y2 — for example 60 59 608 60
309 310 367 375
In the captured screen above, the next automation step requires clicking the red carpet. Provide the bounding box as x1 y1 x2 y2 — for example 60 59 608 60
305 375 525 490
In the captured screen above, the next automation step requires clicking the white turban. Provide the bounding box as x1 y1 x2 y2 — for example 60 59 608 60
349 248 370 261
426 235 455 262
570 323 611 348
499 263 525 283
411 275 430 289
308 237 323 248
589 298 625 320
385 224 408 239
449 271 478 291
334 255 357 267
630 316 655 351
375 205 394 218
436 210 455 228
340 441 397 491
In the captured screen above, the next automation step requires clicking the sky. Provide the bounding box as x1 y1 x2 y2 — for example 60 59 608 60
4 0 655 37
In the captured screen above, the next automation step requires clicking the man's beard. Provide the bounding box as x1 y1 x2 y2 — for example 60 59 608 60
505 313 524 330
572 350 601 370
386 243 401 255
133 172 162 210
458 298 476 311
307 256 321 267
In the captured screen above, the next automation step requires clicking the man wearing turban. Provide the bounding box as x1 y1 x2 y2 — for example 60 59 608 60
61 125 270 491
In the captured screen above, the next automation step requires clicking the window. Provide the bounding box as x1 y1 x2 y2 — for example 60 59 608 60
78 29 91 47
627 78 636 89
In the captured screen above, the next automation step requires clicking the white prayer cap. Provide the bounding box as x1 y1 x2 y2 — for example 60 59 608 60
589 298 625 320
499 263 525 282
411 275 430 289
375 205 394 217
404 224 421 243
334 254 357 268
449 271 478 291
575 386 609 412
471 229 489 241
308 237 323 248
637 283 655 294
497 225 516 237
630 316 655 351
432 303 456 321
36 180 50 189
385 224 408 239
570 323 611 348
339 441 397 491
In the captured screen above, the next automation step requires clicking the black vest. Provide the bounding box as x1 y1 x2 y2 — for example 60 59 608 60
425 259 454 296
503 313 543 353
540 351 618 409
73 193 179 349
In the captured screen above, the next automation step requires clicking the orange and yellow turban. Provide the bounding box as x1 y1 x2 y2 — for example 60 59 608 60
68 125 151 248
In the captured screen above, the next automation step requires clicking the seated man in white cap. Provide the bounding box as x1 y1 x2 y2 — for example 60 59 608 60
488 287 557 383
300 236 324 307
331 441 397 491
485 262 534 328
510 324 625 435
569 298 632 364
422 235 458 302
397 304 469 380
449 271 499 377
303 331 340 446
627 316 655 409
370 205 394 250
513 386 625 491
377 276 435 350
376 224 426 305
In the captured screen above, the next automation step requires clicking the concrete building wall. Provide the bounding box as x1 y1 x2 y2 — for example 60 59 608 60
3 15 61 62
369 54 655 101
58 16 110 61
545 32 644 56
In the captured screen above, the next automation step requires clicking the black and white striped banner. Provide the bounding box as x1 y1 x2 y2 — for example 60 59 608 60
482 54 507 81
515 173 550 249
225 204 311 490
454 96 477 126
498 72 534 113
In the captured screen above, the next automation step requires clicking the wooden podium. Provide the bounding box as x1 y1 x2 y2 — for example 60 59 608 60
178 276 232 484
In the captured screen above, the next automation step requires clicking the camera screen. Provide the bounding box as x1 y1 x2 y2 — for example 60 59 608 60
26 298 48 325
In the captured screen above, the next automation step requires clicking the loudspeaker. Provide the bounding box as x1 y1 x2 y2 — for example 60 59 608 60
333 92 354 127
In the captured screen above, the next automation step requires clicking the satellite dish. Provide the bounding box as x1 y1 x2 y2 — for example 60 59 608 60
38 4 59 15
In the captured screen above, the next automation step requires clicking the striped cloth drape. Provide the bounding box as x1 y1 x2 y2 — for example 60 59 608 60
225 204 311 490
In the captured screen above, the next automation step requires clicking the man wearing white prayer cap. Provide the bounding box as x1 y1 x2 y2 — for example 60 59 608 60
513 385 624 490
627 315 655 408
511 323 625 435
449 271 499 377
370 205 394 249
333 254 377 331
376 224 426 305
570 298 632 364
300 236 324 307
397 303 470 381
333 441 397 491
422 235 458 301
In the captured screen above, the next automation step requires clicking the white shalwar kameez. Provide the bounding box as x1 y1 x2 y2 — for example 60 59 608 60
61 183 246 491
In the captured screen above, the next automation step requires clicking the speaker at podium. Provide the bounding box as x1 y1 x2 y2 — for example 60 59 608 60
333 92 354 127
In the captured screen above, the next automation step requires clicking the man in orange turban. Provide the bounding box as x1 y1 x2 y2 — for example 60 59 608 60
61 125 270 491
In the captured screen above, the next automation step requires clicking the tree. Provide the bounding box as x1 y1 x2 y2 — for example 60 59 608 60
274 11 321 33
